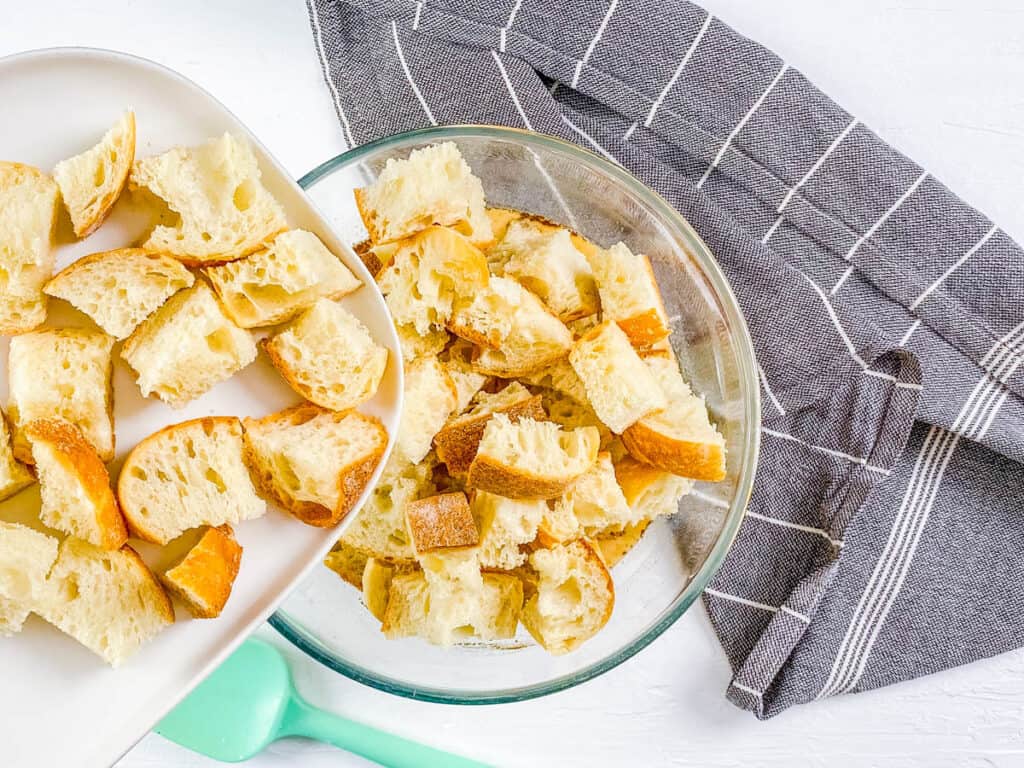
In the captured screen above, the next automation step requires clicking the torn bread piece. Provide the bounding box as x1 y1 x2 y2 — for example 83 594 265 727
0 522 58 636
243 404 388 528
396 323 450 362
467 414 599 499
539 452 633 545
131 133 287 265
449 277 572 377
434 382 545 475
263 298 387 412
352 238 398 278
44 248 194 339
441 355 488 414
521 539 614 655
118 417 265 544
594 521 649 568
121 281 256 408
362 557 398 621
396 357 458 464
9 328 114 463
161 525 243 619
0 162 60 333
614 456 693 521
24 419 127 550
569 321 666 434
38 538 173 666
378 226 489 335
325 540 372 589
204 229 361 328
622 353 727 482
586 242 670 347
53 110 135 238
0 408 35 502
472 490 545 571
489 218 599 321
405 491 479 554
354 142 492 245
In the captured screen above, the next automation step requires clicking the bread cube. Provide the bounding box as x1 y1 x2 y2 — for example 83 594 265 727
161 525 243 619
0 522 58 636
586 242 670 347
405 492 479 553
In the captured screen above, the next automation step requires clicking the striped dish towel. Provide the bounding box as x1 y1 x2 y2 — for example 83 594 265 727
306 0 1024 718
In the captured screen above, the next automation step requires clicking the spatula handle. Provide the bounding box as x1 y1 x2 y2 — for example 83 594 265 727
283 698 491 768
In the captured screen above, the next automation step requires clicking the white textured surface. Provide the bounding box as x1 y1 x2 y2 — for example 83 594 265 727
3 1 1024 766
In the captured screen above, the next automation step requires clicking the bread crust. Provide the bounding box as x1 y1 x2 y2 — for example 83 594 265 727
161 525 242 619
242 404 388 528
405 492 479 553
352 187 381 243
466 454 574 500
434 394 545 475
121 544 176 625
616 254 670 348
45 247 187 292
117 416 243 543
64 111 136 238
621 422 727 482
24 418 126 549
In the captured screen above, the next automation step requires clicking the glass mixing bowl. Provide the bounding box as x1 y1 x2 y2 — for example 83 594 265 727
270 126 760 703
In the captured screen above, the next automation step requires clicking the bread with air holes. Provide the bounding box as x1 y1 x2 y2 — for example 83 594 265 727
441 356 488 415
586 242 671 347
130 133 287 265
569 320 666 433
0 408 34 503
471 490 545 571
24 419 126 550
161 525 243 619
467 414 599 499
45 248 194 339
622 352 727 481
204 229 361 328
352 238 398 278
263 298 387 412
53 110 135 238
243 404 387 528
38 537 173 666
0 522 58 636
9 327 114 463
0 162 60 333
396 357 458 464
117 417 265 544
121 281 256 407
521 539 614 654
396 323 450 362
377 226 489 335
614 456 693 521
434 382 545 475
489 218 599 321
538 452 633 545
354 142 492 245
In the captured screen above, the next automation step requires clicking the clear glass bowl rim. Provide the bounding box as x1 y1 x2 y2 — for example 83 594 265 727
269 124 761 704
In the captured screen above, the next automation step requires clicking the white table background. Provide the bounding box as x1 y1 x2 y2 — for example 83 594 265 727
4 1 1024 766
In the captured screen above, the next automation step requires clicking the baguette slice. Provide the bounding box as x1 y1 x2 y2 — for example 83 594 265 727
9 328 114 463
204 229 361 328
53 111 135 238
161 525 243 618
521 539 614 654
405 492 479 554
434 382 545 475
24 419 127 550
377 226 490 335
614 457 693 521
0 408 35 502
354 142 492 245
586 242 670 347
489 219 599 321
131 133 287 265
396 357 458 464
263 298 388 412
118 417 265 544
44 248 195 339
467 414 599 499
569 321 666 434
121 281 257 408
243 404 388 527
0 162 60 333
38 538 173 666
0 522 58 636
595 521 649 568
622 353 727 482
472 490 545 571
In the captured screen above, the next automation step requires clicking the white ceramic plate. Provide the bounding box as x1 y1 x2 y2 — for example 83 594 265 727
0 48 402 768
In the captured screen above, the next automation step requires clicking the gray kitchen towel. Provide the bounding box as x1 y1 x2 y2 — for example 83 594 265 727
306 0 1024 718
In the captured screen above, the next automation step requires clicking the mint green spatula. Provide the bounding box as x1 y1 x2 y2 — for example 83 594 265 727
157 638 490 767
